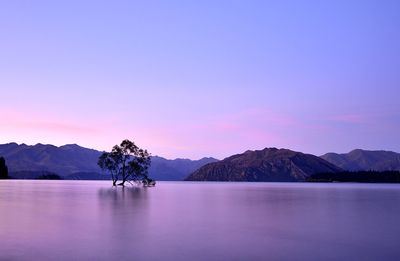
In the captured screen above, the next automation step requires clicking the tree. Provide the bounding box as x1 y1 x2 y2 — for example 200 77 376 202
98 148 122 186
0 157 9 179
98 139 152 186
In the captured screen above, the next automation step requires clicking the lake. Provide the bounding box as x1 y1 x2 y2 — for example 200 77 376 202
0 180 399 260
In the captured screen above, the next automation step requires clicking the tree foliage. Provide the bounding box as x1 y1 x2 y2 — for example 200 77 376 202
0 157 9 179
98 139 152 186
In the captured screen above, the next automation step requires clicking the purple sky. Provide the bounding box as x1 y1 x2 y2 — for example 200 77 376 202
0 0 399 159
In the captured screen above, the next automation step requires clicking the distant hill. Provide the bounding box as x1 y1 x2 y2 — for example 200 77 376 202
0 143 217 180
185 148 342 182
320 149 400 171
149 156 218 181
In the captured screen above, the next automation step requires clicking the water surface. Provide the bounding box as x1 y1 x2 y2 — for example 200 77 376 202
0 180 399 260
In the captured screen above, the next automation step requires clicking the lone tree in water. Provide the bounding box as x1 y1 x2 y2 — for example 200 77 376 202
98 139 152 186
0 157 9 179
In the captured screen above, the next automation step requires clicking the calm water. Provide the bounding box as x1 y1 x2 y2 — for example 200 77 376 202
0 181 399 261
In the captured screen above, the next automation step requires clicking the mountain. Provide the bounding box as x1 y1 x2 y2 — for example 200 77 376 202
185 148 342 182
320 149 400 171
0 143 217 180
0 143 102 176
149 156 218 181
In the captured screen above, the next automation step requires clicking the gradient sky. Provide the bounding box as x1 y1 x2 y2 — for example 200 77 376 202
0 0 399 159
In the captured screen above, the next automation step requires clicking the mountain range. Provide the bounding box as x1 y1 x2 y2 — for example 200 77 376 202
321 149 400 171
0 143 217 181
185 148 341 182
1 142 399 181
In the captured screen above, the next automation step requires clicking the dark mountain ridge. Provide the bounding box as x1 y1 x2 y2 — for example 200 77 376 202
186 148 342 182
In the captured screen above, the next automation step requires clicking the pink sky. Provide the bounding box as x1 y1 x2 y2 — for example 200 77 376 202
0 1 399 159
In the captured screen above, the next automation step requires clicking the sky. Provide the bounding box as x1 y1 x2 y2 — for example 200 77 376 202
0 0 399 159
